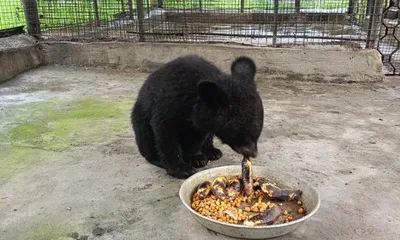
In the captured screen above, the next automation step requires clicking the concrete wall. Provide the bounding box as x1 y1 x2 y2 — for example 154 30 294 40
0 35 384 83
41 41 384 83
0 35 42 83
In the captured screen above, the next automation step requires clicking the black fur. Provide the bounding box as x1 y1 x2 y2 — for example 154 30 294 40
131 55 264 179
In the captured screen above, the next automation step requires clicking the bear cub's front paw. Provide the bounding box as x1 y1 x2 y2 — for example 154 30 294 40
202 147 223 161
186 154 209 168
166 163 197 179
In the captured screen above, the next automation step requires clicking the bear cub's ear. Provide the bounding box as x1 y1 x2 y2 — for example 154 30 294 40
197 81 228 110
230 56 256 81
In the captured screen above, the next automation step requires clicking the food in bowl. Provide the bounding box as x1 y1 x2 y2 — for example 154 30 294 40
191 157 305 226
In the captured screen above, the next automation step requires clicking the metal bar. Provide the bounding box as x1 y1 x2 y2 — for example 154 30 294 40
126 30 368 41
241 0 244 13
128 0 134 20
295 0 300 13
273 0 279 46
366 0 373 16
136 0 146 41
348 0 355 14
22 0 41 37
147 0 151 16
199 0 202 12
93 0 101 27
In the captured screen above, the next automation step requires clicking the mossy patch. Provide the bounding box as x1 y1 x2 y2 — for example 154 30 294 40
18 221 77 240
0 147 61 180
0 97 135 179
2 98 133 151
8 124 49 142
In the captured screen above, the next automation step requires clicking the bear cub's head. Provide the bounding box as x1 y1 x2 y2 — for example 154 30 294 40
192 56 264 158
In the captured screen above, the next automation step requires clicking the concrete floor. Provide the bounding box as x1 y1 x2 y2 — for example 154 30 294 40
0 66 399 240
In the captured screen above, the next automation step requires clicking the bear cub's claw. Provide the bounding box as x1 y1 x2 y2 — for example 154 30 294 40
166 163 197 179
202 147 223 161
187 154 209 168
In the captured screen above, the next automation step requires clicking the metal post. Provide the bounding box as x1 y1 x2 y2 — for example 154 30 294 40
146 0 150 17
93 0 101 26
366 0 373 16
128 0 134 20
348 0 355 14
273 0 279 46
295 0 300 13
22 0 41 37
136 0 146 41
121 0 125 13
241 0 244 13
199 0 202 12
366 0 385 48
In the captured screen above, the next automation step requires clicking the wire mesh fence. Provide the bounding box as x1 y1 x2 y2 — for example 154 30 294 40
0 0 376 44
0 0 25 34
0 0 400 74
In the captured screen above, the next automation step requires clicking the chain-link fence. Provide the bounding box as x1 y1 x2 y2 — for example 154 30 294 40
1 0 400 74
378 0 400 74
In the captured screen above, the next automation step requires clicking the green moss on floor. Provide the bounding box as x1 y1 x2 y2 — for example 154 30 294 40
0 97 135 179
18 221 77 240
0 147 61 180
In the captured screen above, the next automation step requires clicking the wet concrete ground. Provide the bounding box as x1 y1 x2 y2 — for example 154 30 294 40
0 65 400 240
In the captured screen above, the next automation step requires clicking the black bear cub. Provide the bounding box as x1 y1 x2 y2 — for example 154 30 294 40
131 55 264 179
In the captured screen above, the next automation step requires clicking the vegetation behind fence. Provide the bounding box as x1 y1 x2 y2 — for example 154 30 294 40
2 0 360 31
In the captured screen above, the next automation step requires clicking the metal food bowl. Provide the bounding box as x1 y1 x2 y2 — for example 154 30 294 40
179 165 321 239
